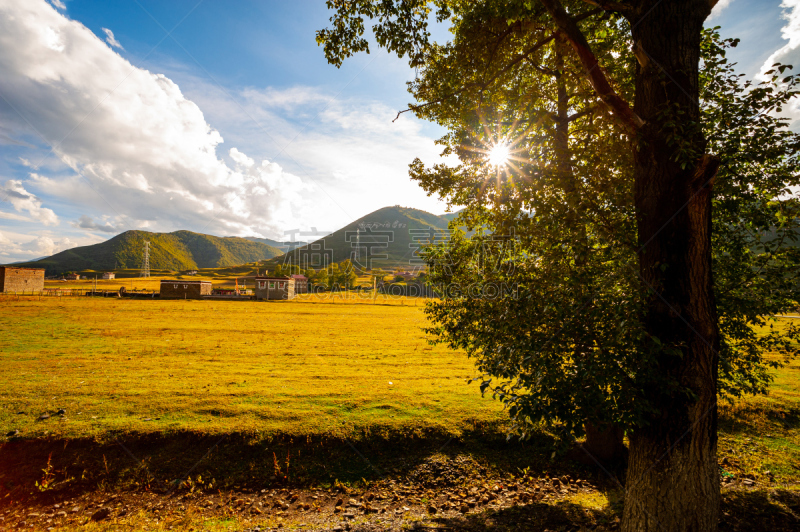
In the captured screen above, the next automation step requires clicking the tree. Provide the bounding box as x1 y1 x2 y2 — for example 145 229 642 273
308 267 328 287
337 259 359 288
317 2 800 529
371 268 389 285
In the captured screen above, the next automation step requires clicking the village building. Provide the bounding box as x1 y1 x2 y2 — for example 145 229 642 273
393 270 416 281
64 273 81 280
102 272 115 280
0 267 45 292
160 280 212 299
290 274 308 294
254 276 295 301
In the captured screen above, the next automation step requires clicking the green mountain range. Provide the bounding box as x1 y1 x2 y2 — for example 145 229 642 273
9 230 283 275
276 206 454 269
4 206 462 275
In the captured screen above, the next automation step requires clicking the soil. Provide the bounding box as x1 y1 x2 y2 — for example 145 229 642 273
1 432 798 531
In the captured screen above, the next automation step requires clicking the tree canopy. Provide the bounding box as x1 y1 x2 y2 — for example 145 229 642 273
318 1 800 529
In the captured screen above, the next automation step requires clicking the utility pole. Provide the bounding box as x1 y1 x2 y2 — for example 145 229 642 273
140 241 150 278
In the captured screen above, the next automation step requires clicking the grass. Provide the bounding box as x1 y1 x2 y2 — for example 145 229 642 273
0 296 504 441
1 300 800 530
715 317 800 487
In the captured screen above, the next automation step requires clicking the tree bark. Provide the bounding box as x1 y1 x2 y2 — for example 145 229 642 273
622 1 720 531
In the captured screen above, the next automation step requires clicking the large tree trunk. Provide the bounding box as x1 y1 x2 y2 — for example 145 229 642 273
622 1 721 530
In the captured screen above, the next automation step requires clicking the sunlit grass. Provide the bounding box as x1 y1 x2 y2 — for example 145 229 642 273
0 297 503 441
717 317 800 485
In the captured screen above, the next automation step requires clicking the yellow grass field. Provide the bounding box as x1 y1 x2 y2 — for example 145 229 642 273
0 296 504 441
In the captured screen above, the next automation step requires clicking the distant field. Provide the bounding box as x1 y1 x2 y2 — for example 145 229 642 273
0 296 503 441
43 275 251 292
41 273 380 292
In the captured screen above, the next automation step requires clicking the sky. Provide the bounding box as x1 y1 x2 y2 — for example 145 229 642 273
0 0 796 263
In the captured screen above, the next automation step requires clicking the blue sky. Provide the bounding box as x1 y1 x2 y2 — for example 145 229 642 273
0 0 795 262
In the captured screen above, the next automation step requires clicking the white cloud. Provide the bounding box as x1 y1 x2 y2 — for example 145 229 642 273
0 0 314 239
0 228 95 260
72 214 121 233
709 0 734 20
182 81 453 231
101 28 123 50
49 0 64 10
753 0 800 128
229 147 254 169
0 210 30 222
759 0 800 78
1 179 58 225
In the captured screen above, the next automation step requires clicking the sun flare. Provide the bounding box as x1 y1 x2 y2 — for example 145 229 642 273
487 143 510 167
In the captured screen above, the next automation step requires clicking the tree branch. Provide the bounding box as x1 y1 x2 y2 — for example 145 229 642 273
540 0 644 134
579 0 634 13
393 8 604 124
393 32 558 122
567 105 602 123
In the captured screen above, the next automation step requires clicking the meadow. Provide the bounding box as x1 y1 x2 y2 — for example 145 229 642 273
1 296 800 531
0 295 504 441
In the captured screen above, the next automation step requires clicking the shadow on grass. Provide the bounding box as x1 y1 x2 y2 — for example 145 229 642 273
1 423 614 505
719 399 800 436
420 500 616 532
718 489 800 532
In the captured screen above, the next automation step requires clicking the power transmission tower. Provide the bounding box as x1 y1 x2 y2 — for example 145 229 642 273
140 241 150 278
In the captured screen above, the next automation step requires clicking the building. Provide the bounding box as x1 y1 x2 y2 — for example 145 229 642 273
102 272 115 280
64 273 81 280
0 267 45 292
395 270 415 281
290 274 308 294
254 276 295 300
160 280 212 299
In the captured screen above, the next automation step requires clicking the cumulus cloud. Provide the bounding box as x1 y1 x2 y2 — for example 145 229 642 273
1 179 58 225
709 0 734 20
183 82 453 231
759 0 800 78
0 229 90 260
101 28 123 50
72 214 121 233
751 0 800 129
0 0 312 239
49 0 64 10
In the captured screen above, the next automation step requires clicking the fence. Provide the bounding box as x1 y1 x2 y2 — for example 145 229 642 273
0 289 158 300
0 290 435 305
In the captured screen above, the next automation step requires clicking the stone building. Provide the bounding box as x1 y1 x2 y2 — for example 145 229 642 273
102 272 115 280
290 274 308 294
160 280 212 299
64 273 81 280
0 267 45 292
254 276 295 301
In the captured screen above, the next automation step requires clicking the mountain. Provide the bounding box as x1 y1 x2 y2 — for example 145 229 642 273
276 206 452 269
439 210 463 223
8 230 283 275
243 237 307 252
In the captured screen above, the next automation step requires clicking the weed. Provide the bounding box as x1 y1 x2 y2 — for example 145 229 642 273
34 453 54 491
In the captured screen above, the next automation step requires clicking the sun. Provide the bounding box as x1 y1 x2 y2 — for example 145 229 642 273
487 143 510 167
